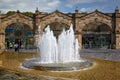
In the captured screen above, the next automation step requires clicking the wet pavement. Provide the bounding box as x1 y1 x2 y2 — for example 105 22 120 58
3 48 120 62
0 49 120 80
80 49 120 62
21 49 120 62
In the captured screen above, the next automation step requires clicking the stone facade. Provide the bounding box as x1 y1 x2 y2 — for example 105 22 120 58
0 8 120 49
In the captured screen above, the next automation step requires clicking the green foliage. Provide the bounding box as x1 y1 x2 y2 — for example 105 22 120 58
6 11 34 17
23 12 34 17
7 11 16 15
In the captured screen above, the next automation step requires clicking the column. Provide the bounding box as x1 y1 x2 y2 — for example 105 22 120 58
0 33 5 49
75 34 82 49
116 34 120 49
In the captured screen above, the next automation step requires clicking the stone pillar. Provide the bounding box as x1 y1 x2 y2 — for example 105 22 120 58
0 33 5 49
116 34 120 49
0 13 5 50
34 8 40 47
74 7 79 31
75 33 82 49
74 7 82 49
115 7 120 49
35 7 40 27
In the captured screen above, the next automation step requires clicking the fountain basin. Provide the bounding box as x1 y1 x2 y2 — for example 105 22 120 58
22 58 93 71
21 25 94 71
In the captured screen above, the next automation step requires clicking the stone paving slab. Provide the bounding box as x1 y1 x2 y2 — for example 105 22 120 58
80 49 120 62
0 69 77 80
0 50 4 54
0 61 2 67
4 49 120 62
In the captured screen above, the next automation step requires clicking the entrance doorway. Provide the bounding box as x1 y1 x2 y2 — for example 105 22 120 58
82 22 112 49
5 22 33 49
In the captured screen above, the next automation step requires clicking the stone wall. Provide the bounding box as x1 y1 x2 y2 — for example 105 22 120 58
115 8 120 49
0 34 5 49
0 12 33 50
0 9 120 49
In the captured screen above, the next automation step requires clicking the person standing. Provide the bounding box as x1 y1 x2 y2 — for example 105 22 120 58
6 40 10 49
14 43 19 52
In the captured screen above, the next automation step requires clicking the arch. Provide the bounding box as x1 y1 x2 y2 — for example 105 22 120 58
39 12 72 32
5 22 34 49
1 13 33 31
82 22 112 49
6 22 32 30
82 22 112 32
44 22 70 29
43 22 70 37
78 14 112 33
40 20 71 32
3 20 33 30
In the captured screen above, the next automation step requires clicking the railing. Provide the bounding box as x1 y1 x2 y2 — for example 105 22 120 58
82 32 111 34
82 44 110 49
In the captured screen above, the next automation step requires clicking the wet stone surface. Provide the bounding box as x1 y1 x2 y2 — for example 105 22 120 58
80 49 120 62
0 69 76 80
22 58 93 71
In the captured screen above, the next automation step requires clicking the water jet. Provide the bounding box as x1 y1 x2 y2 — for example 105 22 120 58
22 24 93 71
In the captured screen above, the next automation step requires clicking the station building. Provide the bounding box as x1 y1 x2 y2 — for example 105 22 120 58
0 7 120 49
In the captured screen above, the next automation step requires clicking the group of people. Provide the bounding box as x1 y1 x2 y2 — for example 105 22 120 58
6 40 22 52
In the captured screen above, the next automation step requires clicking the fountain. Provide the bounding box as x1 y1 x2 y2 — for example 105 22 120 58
22 24 93 71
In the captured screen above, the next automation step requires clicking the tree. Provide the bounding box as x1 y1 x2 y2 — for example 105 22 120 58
7 11 16 15
23 12 34 17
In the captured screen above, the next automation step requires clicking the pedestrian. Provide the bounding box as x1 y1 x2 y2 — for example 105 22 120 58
10 43 13 49
19 40 22 49
14 43 19 52
6 40 10 49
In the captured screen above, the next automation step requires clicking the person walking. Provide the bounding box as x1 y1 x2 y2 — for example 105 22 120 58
14 43 19 52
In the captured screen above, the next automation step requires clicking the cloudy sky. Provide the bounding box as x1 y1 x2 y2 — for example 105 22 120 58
0 0 119 13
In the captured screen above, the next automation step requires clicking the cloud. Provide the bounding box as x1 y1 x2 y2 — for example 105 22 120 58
0 0 61 13
0 0 115 13
39 0 61 11
80 8 89 12
80 5 107 13
65 0 106 8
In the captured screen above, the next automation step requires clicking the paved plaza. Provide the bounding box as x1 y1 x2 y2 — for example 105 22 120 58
4 48 120 62
80 49 120 62
0 49 120 80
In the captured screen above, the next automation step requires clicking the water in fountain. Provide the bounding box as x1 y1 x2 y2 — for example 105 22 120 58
39 25 58 63
38 24 80 63
22 24 93 71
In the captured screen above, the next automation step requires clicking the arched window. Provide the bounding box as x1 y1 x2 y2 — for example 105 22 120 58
5 22 33 49
44 22 69 38
82 22 112 49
